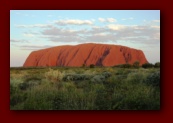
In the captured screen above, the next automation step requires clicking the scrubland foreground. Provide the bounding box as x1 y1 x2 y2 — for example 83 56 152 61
10 67 160 110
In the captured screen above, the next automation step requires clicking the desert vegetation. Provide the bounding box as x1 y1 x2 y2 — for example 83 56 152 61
10 64 160 110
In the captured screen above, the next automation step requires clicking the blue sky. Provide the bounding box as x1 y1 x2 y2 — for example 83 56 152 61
10 10 160 67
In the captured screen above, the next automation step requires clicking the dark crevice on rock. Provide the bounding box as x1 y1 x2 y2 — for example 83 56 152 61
84 46 96 65
96 48 110 66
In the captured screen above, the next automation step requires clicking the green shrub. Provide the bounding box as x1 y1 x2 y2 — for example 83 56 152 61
102 71 111 78
90 64 95 68
63 74 94 81
143 71 160 87
10 93 27 106
19 75 42 90
53 94 65 110
142 63 154 68
114 68 124 75
10 88 27 106
154 62 160 68
115 64 132 68
91 75 106 84
126 72 144 84
45 68 64 82
123 64 132 68
94 88 112 110
133 61 140 68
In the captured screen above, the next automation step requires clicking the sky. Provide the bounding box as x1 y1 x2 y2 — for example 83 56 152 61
10 10 160 67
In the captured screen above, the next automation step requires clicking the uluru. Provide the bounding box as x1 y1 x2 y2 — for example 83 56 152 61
23 43 148 67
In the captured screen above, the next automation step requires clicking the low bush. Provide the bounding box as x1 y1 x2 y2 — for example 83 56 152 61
63 74 94 81
94 87 112 110
10 84 27 106
102 71 111 78
142 63 154 68
91 75 106 84
90 64 95 68
18 75 42 90
154 62 160 68
115 64 132 68
133 61 140 68
143 71 160 87
45 68 64 82
126 72 145 84
52 93 65 110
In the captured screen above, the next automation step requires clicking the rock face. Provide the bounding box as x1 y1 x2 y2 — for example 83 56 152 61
23 43 148 67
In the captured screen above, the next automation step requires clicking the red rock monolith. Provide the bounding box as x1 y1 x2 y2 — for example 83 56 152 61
23 43 148 67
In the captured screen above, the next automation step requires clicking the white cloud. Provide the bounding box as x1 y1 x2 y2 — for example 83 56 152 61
98 18 116 23
133 25 145 30
121 17 134 21
151 26 160 29
85 33 117 43
92 26 101 29
55 19 93 25
98 18 105 22
10 39 21 42
154 33 160 40
20 45 54 50
107 18 116 22
93 33 107 36
152 20 160 23
41 27 79 36
39 21 159 45
107 24 126 30
13 18 160 51
16 25 28 28
23 33 35 37
10 39 29 44
16 24 53 28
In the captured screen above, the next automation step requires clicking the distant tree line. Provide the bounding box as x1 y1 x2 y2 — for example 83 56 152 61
81 61 160 69
114 61 160 68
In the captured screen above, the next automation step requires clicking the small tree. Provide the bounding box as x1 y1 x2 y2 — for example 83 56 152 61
123 63 132 68
114 64 131 68
133 61 140 68
142 63 154 68
154 62 160 68
82 63 86 67
90 64 95 68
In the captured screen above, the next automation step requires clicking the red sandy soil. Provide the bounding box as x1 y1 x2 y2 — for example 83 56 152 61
23 43 148 67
